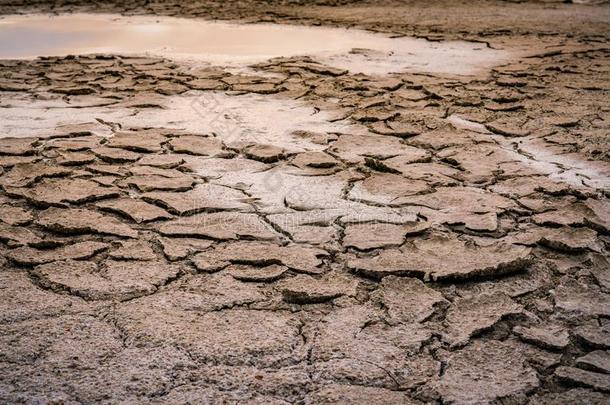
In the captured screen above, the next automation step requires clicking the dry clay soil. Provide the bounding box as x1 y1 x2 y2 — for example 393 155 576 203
0 1 609 404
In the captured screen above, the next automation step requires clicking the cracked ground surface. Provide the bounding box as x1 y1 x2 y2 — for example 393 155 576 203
1 0 610 403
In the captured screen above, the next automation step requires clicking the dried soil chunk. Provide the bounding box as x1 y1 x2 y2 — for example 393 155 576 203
381 161 460 186
120 174 194 192
228 264 288 282
400 186 515 213
370 120 423 137
398 186 514 230
46 135 102 151
0 205 33 226
192 241 327 274
310 304 437 388
243 144 286 163
97 198 172 223
513 226 602 253
0 222 42 247
343 222 428 250
136 154 184 169
56 151 96 166
351 108 398 123
7 241 108 266
573 325 610 350
6 178 120 207
155 81 188 95
127 165 186 178
32 259 182 301
169 136 230 157
291 151 338 168
348 173 430 206
93 147 141 163
278 273 358 304
329 134 424 163
443 292 524 347
157 237 214 261
408 129 487 150
485 120 531 137
554 277 610 317
0 155 40 168
187 78 227 90
584 198 610 233
348 233 531 281
171 273 267 310
513 324 570 350
109 240 157 261
37 207 138 238
434 340 539 403
0 162 71 187
142 183 250 215
489 176 580 199
86 163 126 176
370 276 447 324
158 212 277 241
51 85 95 95
106 131 166 153
0 138 36 155
576 351 610 374
555 366 610 392
531 202 592 227
539 228 601 253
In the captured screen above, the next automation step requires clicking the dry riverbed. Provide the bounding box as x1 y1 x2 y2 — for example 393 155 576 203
0 1 609 404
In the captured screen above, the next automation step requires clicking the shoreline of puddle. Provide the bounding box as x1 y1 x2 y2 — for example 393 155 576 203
0 13 513 76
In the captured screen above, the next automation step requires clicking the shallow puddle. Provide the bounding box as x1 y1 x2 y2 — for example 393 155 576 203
0 13 511 76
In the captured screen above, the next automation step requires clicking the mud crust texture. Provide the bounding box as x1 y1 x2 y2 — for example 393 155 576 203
0 0 609 404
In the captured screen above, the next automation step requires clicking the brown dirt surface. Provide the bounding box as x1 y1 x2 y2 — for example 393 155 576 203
0 1 609 404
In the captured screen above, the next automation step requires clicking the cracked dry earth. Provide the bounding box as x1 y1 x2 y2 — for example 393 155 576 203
1 1 610 404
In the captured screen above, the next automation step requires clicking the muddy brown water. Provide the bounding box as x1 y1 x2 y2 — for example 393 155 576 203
0 13 512 76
